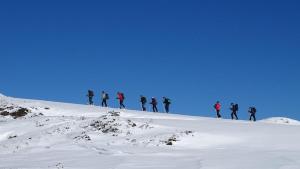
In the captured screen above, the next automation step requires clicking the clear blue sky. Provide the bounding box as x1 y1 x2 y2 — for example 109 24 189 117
1 0 300 120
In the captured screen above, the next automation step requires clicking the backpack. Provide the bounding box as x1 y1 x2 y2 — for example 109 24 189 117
141 97 147 103
105 93 109 100
88 90 94 97
235 104 239 111
252 107 257 113
165 98 171 104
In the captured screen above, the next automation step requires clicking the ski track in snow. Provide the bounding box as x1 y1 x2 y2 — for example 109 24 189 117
1 94 300 169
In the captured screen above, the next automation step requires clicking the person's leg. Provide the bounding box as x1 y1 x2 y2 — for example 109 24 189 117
89 97 93 105
235 112 238 120
141 103 144 111
104 100 107 107
119 100 124 108
122 101 125 108
165 105 169 113
253 114 256 121
232 111 237 120
153 105 157 112
250 114 253 121
119 100 122 109
217 110 221 118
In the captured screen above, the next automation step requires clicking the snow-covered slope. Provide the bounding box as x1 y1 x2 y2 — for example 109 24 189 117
1 94 300 169
261 117 300 126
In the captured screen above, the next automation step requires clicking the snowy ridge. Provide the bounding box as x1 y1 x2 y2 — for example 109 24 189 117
1 95 300 169
0 93 6 100
261 117 300 125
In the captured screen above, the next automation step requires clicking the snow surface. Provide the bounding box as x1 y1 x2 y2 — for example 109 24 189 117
1 95 300 169
261 117 300 126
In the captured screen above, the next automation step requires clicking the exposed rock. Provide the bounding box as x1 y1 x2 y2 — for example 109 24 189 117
8 135 17 139
10 108 30 119
165 135 178 146
127 120 137 127
74 133 91 141
166 141 173 145
0 111 9 116
108 111 120 117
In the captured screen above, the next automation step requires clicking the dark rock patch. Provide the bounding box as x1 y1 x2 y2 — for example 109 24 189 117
8 135 17 139
10 108 30 119
74 133 91 141
0 111 9 116
0 106 31 119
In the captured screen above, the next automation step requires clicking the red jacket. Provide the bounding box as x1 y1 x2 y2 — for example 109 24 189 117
214 103 221 111
117 93 124 101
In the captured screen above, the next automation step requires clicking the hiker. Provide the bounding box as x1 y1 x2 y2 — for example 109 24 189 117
249 107 257 121
117 92 125 109
87 90 94 105
101 91 109 107
150 97 158 112
214 101 222 118
140 95 147 111
230 103 239 120
163 97 171 113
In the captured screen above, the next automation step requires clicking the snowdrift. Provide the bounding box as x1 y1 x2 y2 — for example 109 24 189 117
261 117 300 125
1 94 300 169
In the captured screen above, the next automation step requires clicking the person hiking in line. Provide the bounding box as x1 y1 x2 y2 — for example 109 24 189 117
230 103 239 120
249 106 257 121
214 101 222 118
163 97 171 113
101 91 109 107
117 92 125 109
150 97 158 112
87 90 94 105
140 95 147 111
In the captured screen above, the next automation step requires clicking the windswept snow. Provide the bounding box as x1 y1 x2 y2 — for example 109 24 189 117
1 95 300 169
261 117 300 125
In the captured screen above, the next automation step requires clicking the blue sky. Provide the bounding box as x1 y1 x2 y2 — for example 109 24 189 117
1 0 300 120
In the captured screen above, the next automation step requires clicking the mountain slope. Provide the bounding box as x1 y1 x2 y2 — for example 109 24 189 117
1 94 300 169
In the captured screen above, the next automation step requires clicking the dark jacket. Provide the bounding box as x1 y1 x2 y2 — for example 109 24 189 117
163 98 171 105
230 104 239 112
150 98 157 105
249 107 257 114
140 97 147 104
88 90 94 97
